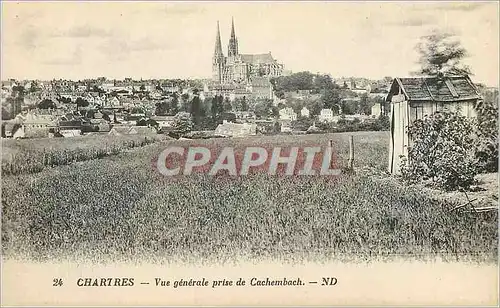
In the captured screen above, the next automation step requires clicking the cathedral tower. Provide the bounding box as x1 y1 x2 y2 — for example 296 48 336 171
227 17 239 58
212 21 225 83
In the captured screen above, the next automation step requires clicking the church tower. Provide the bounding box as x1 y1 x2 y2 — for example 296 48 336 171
212 21 225 83
227 17 239 58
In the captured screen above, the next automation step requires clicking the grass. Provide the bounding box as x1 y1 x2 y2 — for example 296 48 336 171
1 131 497 264
1 134 167 175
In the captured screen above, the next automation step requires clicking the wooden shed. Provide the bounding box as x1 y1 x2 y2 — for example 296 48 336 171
386 75 482 174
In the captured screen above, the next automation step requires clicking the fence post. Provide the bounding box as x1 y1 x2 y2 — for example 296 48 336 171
348 135 354 170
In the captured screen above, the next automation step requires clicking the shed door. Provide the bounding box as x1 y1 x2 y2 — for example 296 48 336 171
389 100 409 174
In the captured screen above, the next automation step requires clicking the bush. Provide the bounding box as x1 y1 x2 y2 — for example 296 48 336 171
400 111 478 191
474 90 499 173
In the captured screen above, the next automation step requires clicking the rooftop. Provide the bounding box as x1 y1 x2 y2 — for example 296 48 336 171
387 75 482 102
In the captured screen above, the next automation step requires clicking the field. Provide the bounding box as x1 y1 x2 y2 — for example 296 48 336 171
1 134 167 175
1 131 498 264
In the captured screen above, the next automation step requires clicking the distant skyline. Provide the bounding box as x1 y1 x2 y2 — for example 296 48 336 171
1 1 499 86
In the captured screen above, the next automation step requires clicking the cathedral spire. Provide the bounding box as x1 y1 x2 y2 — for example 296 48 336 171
214 21 223 58
228 17 238 58
230 17 236 40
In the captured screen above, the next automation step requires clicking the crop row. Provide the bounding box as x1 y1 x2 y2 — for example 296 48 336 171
1 134 167 176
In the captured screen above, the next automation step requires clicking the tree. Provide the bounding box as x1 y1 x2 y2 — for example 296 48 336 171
313 74 335 92
232 97 249 112
211 95 223 118
321 88 341 109
340 99 357 115
414 30 471 76
270 106 279 118
241 96 248 111
309 99 324 117
1 106 11 120
75 97 89 109
146 119 159 130
272 71 315 92
179 94 190 112
173 112 193 134
155 97 178 116
358 93 371 114
92 85 105 94
37 99 56 109
10 86 24 116
232 97 243 112
223 97 232 112
190 95 202 128
136 118 148 126
253 99 272 118
170 93 179 114
29 81 40 93
155 100 168 116
474 88 499 172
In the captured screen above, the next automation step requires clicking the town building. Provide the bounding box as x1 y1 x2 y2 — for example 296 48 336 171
215 120 257 137
300 107 310 118
318 108 335 122
279 107 297 121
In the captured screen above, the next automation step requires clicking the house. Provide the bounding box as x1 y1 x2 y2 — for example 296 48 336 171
150 115 176 128
386 75 482 174
107 96 121 107
58 130 81 138
279 107 297 121
300 107 310 118
108 126 137 136
318 108 335 122
134 126 157 135
59 113 84 129
371 104 382 118
280 119 293 133
369 92 388 100
102 82 115 91
2 119 23 138
125 112 147 122
22 112 57 138
215 120 257 137
2 123 26 139
82 119 111 133
163 84 180 93
234 111 256 120
108 125 156 136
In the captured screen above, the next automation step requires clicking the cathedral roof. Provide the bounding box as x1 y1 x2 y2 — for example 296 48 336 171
240 53 276 64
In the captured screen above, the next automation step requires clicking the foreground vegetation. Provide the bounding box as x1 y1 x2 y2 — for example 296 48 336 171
1 134 167 176
1 132 497 264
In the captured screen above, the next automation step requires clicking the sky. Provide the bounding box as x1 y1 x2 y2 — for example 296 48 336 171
1 1 499 86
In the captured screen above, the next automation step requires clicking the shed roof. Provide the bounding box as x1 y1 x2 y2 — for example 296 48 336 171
387 75 482 102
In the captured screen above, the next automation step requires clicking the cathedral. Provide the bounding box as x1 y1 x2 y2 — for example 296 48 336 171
212 19 285 85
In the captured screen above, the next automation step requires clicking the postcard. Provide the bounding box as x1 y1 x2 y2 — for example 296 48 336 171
1 1 498 306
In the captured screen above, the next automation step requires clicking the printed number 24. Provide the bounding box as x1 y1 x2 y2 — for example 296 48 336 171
53 278 63 286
